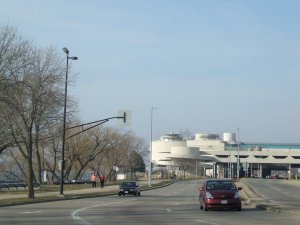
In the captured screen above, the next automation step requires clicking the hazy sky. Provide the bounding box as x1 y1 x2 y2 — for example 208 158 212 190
1 0 300 143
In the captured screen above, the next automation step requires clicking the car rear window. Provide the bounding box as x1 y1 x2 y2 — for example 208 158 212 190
206 181 236 190
122 182 136 187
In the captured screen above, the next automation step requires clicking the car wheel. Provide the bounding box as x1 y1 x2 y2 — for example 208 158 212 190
138 192 141 196
118 193 121 196
236 207 242 211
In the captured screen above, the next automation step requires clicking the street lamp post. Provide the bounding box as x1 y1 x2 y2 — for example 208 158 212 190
237 128 240 179
149 107 157 188
60 47 78 195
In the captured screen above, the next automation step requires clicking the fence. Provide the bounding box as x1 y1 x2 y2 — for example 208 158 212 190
0 180 40 191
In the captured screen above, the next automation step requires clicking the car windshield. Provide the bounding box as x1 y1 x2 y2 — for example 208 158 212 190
206 181 236 190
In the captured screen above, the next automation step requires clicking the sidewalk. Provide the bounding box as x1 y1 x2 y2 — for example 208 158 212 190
0 184 119 200
0 180 172 207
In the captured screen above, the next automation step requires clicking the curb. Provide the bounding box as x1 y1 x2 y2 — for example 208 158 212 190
240 181 300 215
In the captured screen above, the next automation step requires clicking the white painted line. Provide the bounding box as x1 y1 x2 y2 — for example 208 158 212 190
195 220 219 225
71 205 99 225
19 211 42 214
165 208 172 213
71 199 136 225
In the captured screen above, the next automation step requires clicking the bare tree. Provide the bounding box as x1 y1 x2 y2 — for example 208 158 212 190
99 130 146 181
177 158 195 179
0 25 66 198
63 126 113 180
0 25 148 195
0 25 32 154
39 121 62 184
101 129 132 181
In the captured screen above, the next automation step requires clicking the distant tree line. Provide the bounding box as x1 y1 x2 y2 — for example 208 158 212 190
0 25 147 199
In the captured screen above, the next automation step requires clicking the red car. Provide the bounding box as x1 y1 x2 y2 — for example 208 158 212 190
199 179 242 211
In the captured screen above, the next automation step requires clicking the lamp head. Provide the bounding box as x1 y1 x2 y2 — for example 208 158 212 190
63 47 69 54
68 56 78 60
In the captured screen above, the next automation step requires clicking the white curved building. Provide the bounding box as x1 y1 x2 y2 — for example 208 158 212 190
151 132 300 178
152 133 187 166
171 146 199 159
223 133 236 143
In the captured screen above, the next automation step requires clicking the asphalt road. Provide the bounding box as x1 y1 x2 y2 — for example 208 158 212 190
0 180 300 225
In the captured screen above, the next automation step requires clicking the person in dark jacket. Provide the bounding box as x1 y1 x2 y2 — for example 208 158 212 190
99 174 105 188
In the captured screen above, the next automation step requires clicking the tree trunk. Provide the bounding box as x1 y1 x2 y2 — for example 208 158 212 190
27 157 35 198
35 125 42 184
27 132 35 199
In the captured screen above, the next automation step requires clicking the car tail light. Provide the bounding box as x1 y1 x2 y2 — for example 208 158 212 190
205 192 214 199
234 191 241 199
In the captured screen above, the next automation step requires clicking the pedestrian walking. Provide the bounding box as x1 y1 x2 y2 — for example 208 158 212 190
91 173 97 188
99 174 105 188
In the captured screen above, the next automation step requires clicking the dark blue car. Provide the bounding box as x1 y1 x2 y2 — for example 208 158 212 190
118 181 141 196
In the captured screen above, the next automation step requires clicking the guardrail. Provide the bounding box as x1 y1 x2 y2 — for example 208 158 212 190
0 180 40 191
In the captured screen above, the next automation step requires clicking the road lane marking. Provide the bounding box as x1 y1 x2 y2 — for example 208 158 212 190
165 208 172 213
71 199 137 225
195 219 219 225
19 211 42 214
72 205 100 225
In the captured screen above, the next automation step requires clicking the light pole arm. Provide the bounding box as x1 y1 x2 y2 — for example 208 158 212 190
65 113 127 140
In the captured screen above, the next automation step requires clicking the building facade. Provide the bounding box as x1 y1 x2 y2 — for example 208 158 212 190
152 132 300 179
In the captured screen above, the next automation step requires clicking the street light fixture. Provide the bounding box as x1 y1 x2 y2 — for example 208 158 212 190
60 47 78 195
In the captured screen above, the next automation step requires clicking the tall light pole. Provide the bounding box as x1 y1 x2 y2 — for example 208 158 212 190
60 47 78 195
237 128 240 179
226 143 231 178
149 106 157 188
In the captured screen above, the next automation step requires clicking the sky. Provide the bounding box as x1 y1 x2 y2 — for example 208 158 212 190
1 0 300 143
